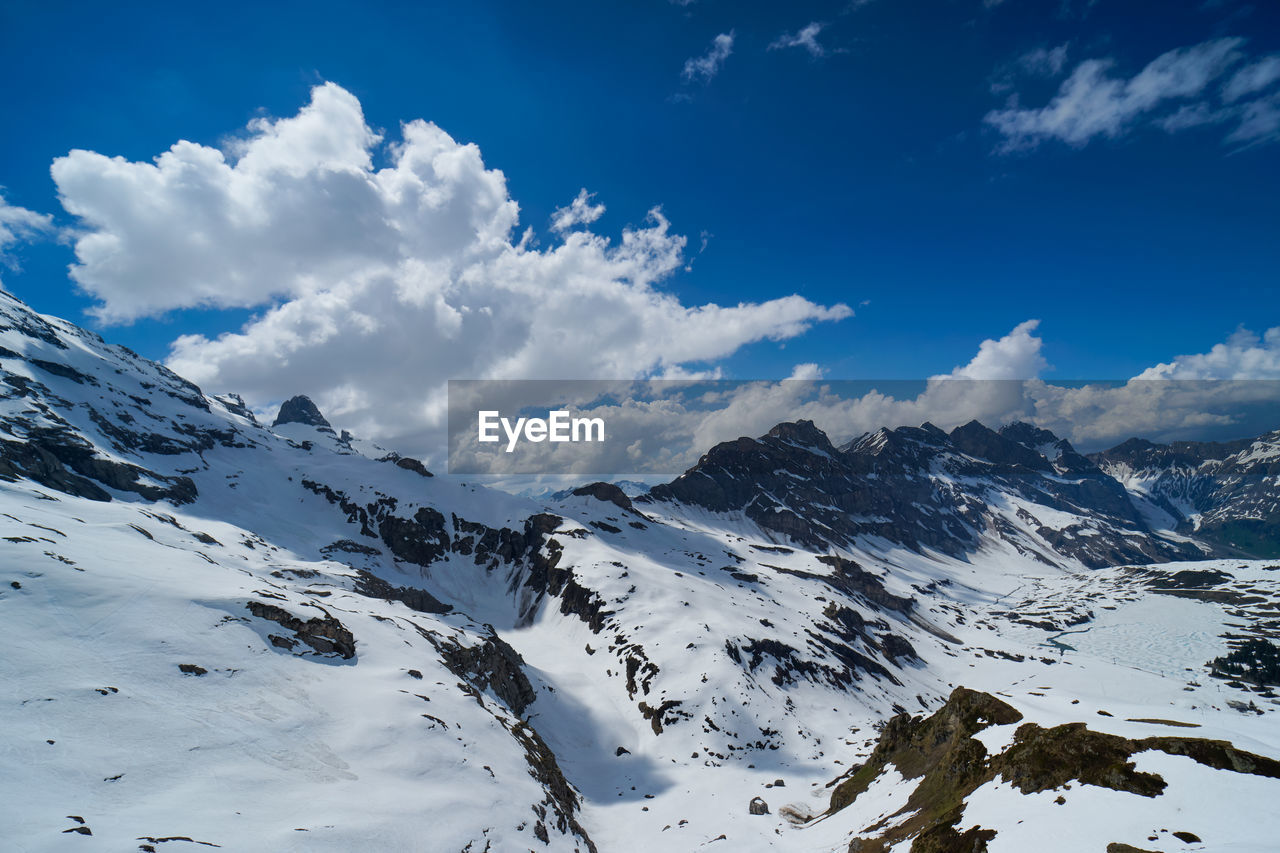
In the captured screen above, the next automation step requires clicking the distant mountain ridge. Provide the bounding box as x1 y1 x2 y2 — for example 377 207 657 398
1091 430 1280 557
642 413 1280 567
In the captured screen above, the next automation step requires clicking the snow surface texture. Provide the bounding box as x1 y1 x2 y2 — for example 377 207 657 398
0 289 1277 851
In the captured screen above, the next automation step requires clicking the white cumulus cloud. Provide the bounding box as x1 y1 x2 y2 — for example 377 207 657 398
940 319 1048 380
49 83 851 455
1136 327 1280 380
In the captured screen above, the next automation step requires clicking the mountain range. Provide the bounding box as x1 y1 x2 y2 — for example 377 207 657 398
2 288 1278 852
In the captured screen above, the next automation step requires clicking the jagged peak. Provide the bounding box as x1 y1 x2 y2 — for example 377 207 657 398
950 419 998 439
840 423 947 456
998 420 1064 449
1091 434 1255 468
765 419 834 451
273 395 332 431
1093 436 1162 462
950 420 1052 471
897 423 950 447
918 422 948 440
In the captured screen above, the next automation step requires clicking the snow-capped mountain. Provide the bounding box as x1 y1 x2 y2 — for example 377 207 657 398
643 418 1205 568
1092 433 1280 558
2 288 1279 852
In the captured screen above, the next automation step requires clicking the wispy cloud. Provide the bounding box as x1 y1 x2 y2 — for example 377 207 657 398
682 31 734 83
1228 93 1280 146
1018 43 1070 77
984 37 1280 151
1224 55 1280 102
0 194 56 265
769 22 828 58
550 189 605 234
990 43 1070 95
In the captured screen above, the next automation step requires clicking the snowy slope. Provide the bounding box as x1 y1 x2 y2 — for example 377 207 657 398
1 483 591 851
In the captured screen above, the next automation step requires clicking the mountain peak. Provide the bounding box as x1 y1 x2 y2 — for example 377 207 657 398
918 422 948 439
273 395 332 431
998 421 1064 449
766 419 833 450
950 420 1052 471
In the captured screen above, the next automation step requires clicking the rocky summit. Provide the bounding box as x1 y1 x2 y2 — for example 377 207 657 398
272 394 334 431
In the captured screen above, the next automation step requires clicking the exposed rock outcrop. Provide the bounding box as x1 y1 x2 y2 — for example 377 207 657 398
246 600 356 659
353 569 452 614
826 687 1280 852
439 632 537 716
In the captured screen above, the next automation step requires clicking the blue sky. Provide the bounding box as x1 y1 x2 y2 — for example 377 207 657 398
0 0 1277 423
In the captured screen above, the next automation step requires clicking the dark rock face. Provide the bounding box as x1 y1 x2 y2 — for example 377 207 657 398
646 419 1200 568
272 395 333 431
878 633 918 664
829 686 1023 814
0 428 197 505
246 600 356 659
378 507 451 566
439 632 537 716
321 539 382 557
748 796 769 815
393 456 433 477
718 558 917 691
571 481 633 511
0 437 111 501
352 569 452 614
0 295 282 508
300 475 606 635
297 472 616 671
950 420 1050 472
433 628 590 851
508 720 598 853
814 556 914 613
301 479 453 566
